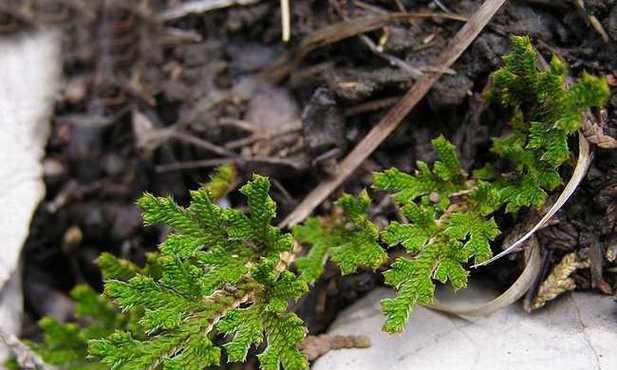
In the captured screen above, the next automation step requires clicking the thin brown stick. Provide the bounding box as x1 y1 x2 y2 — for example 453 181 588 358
169 131 237 157
265 11 468 82
280 0 508 228
344 96 402 116
155 155 305 173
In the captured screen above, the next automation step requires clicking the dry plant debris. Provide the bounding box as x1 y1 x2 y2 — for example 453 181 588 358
529 253 590 311
299 334 370 361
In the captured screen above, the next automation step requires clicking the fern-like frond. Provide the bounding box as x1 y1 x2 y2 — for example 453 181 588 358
90 175 309 370
294 191 387 283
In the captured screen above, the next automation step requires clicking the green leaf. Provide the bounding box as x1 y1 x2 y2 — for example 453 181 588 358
444 212 499 265
71 285 117 326
432 135 463 181
97 252 140 281
567 72 610 110
295 193 387 280
241 174 276 231
293 218 331 283
91 175 310 370
381 222 432 252
330 224 387 275
218 306 263 363
381 250 437 333
434 258 468 290
336 190 371 222
138 193 202 237
258 312 308 370
164 336 221 370
373 167 435 204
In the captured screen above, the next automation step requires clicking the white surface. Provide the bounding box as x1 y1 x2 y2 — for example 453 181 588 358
313 288 617 370
0 30 61 359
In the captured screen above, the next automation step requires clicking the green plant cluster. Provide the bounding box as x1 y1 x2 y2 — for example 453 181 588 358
294 35 609 333
8 166 238 370
89 173 309 370
14 37 610 370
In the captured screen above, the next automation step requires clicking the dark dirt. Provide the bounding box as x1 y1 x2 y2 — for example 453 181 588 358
4 0 617 359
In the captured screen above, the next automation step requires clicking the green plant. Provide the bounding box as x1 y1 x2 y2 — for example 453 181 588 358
89 173 309 370
8 165 237 370
294 190 388 283
294 35 609 333
15 36 610 370
6 278 143 370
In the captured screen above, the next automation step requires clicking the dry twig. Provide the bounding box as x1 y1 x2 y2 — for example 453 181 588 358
574 0 610 42
155 155 305 172
265 11 467 82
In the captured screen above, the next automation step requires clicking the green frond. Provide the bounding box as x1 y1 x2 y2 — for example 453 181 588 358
137 194 201 236
89 330 188 370
14 282 137 370
258 312 308 370
18 38 609 370
444 212 499 265
241 174 277 230
374 138 466 210
163 336 221 370
381 250 438 333
90 175 310 370
336 190 371 221
293 218 331 283
294 192 387 284
97 252 140 281
567 72 610 110
71 285 117 327
159 233 206 258
204 164 237 201
431 135 463 181
375 36 609 334
382 224 434 253
373 167 435 204
217 306 263 362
